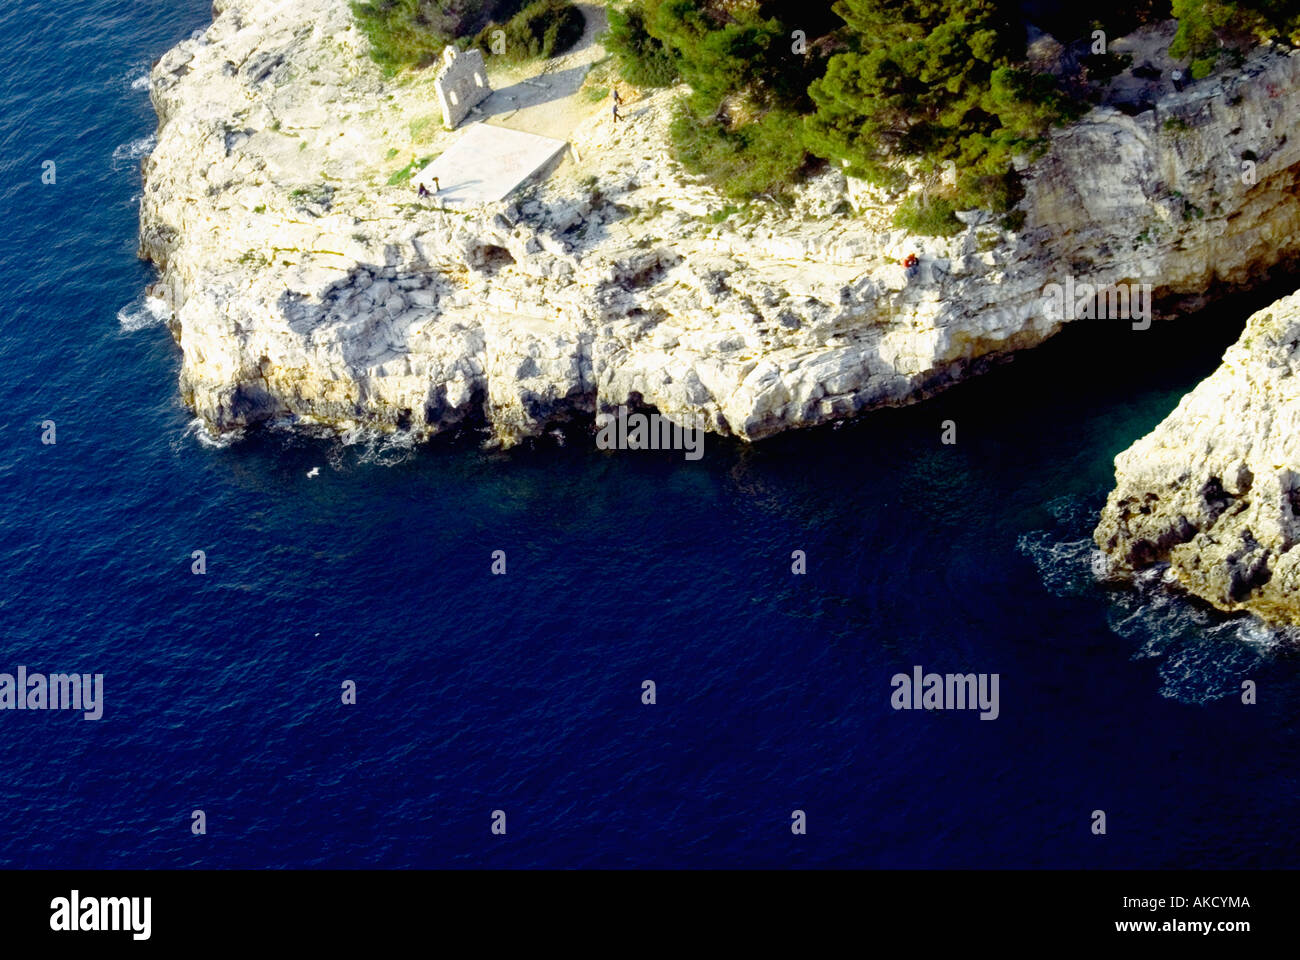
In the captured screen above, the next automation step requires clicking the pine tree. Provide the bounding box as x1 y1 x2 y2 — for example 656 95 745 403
605 2 678 87
805 0 1071 214
648 0 799 111
1171 0 1300 79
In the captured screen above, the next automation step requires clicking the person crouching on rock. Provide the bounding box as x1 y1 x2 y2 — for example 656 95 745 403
902 252 920 281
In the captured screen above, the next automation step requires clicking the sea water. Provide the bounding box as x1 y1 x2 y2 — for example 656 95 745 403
0 0 1297 868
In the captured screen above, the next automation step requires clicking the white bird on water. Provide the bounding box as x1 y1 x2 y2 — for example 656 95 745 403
307 467 320 478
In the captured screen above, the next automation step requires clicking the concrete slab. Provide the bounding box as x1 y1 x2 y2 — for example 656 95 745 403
411 123 569 206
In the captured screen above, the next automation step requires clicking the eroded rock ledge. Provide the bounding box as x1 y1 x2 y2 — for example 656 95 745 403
1096 290 1300 624
141 0 1300 445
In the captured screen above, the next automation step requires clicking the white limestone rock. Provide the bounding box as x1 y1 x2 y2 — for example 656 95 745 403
140 0 1300 449
1095 290 1300 624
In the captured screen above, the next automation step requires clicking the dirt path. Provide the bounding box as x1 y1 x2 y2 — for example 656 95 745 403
477 2 610 142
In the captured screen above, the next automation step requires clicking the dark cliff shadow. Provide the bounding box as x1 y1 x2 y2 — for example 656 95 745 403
274 254 458 398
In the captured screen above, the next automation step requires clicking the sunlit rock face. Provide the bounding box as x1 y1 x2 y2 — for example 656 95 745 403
1095 290 1300 624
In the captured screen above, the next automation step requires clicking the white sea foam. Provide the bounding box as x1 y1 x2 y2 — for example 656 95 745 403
116 293 170 332
263 417 421 468
174 418 244 451
111 134 156 169
1019 494 1290 704
339 424 418 467
1015 531 1100 598
115 63 151 93
1107 586 1274 704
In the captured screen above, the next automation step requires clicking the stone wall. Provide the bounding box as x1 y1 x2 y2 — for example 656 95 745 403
435 47 490 129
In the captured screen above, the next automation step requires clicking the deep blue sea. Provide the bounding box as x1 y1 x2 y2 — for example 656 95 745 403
1 0 1298 870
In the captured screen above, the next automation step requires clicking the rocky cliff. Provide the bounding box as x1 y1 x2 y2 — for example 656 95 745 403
1095 290 1300 624
140 0 1300 445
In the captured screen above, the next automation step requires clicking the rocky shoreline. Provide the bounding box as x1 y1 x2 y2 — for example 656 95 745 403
1095 290 1300 624
140 0 1300 448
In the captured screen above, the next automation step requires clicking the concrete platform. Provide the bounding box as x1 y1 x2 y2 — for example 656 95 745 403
412 123 569 206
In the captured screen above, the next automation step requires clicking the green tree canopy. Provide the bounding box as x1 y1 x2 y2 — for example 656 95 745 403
647 0 805 111
805 0 1072 211
1171 0 1300 78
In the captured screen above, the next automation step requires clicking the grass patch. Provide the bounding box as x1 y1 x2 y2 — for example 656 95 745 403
237 249 270 268
409 115 439 143
386 154 436 186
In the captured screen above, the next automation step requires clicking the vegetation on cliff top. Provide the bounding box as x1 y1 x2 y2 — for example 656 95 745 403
606 0 1073 223
351 2 1300 234
1171 0 1300 78
472 0 585 62
351 0 581 71
603 0 1300 233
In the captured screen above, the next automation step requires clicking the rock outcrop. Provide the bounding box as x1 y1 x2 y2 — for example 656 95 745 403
140 0 1300 445
1096 290 1300 624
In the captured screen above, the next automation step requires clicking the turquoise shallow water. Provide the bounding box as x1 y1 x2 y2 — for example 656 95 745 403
1 0 1298 869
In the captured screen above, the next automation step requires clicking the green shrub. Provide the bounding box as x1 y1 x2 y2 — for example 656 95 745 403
605 2 677 87
475 0 585 62
1000 209 1026 231
807 1 1077 216
351 0 528 72
892 194 963 238
1170 0 1300 79
669 101 810 201
1080 51 1133 86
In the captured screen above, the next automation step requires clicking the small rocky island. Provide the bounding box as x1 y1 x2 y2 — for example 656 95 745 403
141 1 1300 619
1096 291 1300 624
